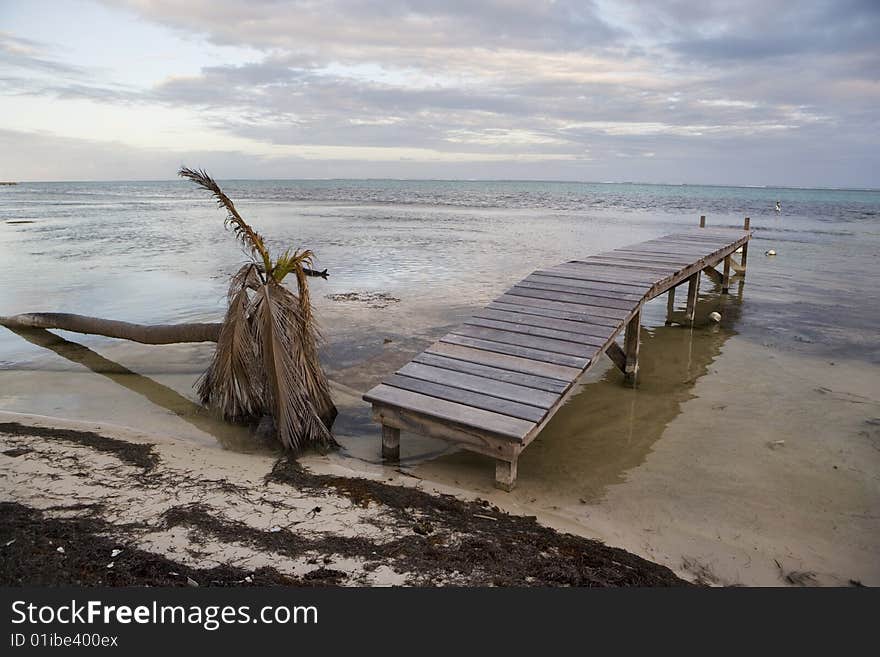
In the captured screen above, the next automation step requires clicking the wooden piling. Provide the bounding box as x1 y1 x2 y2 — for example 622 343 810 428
685 273 700 323
699 215 706 228
722 255 731 294
665 286 676 325
740 217 750 273
623 309 641 385
381 425 400 461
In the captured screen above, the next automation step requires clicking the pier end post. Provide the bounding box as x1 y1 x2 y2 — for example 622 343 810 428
740 217 750 274
700 215 706 228
381 424 400 461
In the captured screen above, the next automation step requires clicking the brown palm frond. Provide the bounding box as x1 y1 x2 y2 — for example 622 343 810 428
228 261 264 300
178 167 272 273
251 280 332 450
290 259 335 426
185 168 337 451
196 267 263 419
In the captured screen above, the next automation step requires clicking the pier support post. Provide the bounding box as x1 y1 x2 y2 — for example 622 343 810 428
699 215 706 228
685 273 700 324
381 425 400 461
740 217 750 275
722 255 731 294
495 458 518 491
623 309 641 386
665 286 676 325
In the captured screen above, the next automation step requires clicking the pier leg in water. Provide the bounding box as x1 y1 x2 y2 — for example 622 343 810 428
495 458 518 491
722 255 731 294
740 217 750 275
624 309 641 386
381 425 400 461
665 286 676 325
685 273 700 325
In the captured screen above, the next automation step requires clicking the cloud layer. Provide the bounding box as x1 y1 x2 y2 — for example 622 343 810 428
1 0 878 185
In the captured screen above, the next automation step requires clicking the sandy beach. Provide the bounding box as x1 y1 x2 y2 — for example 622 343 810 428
0 410 684 587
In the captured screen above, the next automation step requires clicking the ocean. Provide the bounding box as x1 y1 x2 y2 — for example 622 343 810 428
1 179 878 585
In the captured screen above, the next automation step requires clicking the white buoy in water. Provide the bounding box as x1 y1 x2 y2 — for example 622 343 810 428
765 249 776 256
735 246 743 253
709 311 721 322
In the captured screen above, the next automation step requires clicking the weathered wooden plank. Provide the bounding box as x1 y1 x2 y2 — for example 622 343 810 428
537 266 650 287
372 405 522 461
605 250 695 264
440 334 589 369
451 325 595 358
616 246 719 259
582 257 680 273
604 251 693 265
675 234 737 245
424 341 581 382
613 245 716 257
364 384 535 441
526 274 644 299
550 265 661 286
503 289 630 318
568 256 668 282
472 308 616 340
514 281 636 309
562 261 660 281
464 316 607 347
643 236 730 248
397 362 558 409
489 299 622 327
412 351 569 393
384 374 548 423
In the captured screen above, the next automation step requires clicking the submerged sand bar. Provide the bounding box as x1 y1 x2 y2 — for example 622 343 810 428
365 218 752 489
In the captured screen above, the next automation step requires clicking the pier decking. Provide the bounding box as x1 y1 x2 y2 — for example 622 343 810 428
363 218 753 490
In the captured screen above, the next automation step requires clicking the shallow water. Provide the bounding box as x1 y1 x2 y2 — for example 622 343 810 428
1 179 878 585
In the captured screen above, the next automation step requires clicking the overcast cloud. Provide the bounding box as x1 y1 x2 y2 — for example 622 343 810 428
0 0 877 186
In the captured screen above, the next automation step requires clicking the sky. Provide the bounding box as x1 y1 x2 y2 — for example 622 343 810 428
0 0 877 187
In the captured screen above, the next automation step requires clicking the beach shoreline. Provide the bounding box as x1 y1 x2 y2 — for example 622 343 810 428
0 411 687 587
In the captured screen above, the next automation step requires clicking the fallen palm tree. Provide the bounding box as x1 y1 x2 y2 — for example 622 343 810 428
1 168 336 451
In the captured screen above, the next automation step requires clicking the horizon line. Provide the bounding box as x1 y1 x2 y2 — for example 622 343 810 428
2 177 878 193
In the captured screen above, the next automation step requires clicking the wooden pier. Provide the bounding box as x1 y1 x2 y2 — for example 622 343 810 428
363 217 753 490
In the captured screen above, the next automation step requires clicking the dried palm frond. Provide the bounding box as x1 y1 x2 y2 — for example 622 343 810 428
181 167 336 451
251 280 332 450
195 264 263 419
178 167 272 274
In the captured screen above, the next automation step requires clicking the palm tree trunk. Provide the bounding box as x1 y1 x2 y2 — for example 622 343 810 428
0 313 221 344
